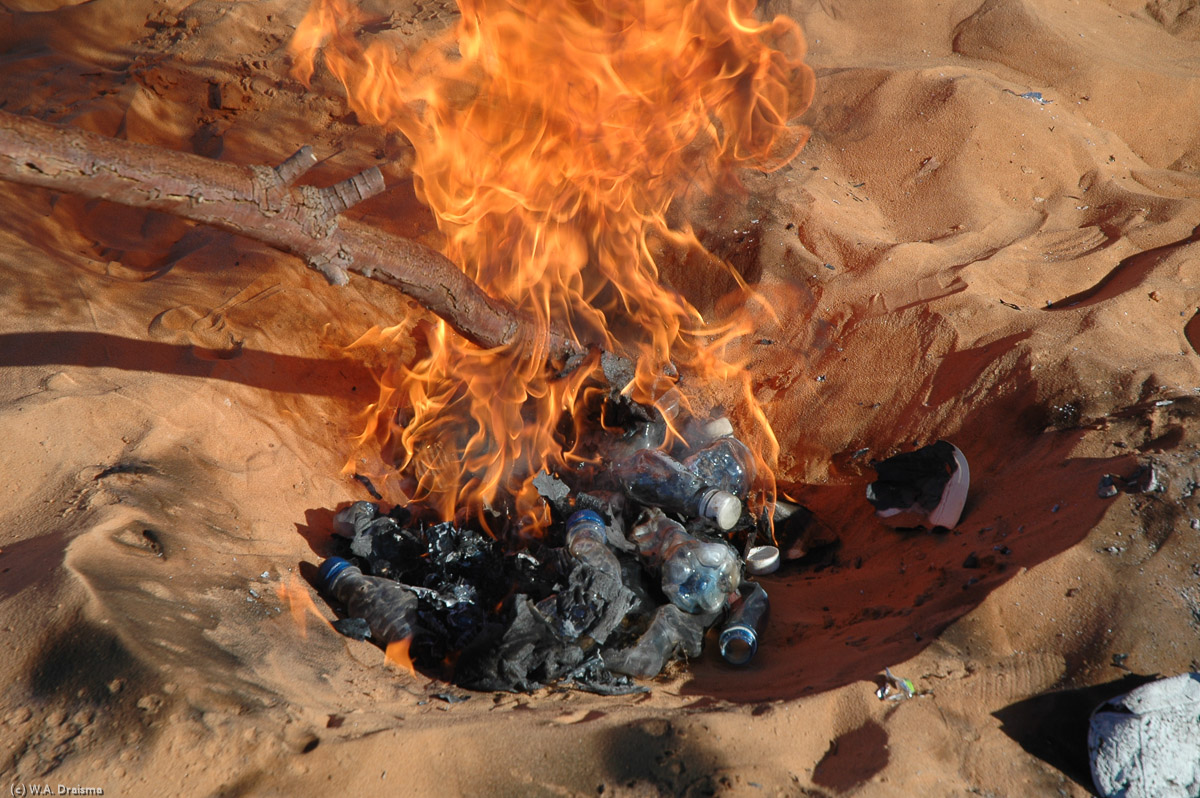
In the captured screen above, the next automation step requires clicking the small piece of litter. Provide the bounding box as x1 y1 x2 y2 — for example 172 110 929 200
876 666 917 701
432 693 470 704
1097 475 1118 499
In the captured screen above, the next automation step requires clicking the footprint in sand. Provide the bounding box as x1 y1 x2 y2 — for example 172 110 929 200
1014 226 1110 264
148 305 244 360
1047 223 1200 310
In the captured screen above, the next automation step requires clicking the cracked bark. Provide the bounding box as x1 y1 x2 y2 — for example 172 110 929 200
0 109 586 363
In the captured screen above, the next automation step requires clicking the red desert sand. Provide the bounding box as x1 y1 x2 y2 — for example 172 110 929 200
3 0 1200 795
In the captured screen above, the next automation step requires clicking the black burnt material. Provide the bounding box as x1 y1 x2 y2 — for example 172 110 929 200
318 390 781 693
866 440 958 516
327 501 651 694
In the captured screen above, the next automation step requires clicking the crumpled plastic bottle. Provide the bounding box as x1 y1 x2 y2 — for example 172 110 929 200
605 387 682 461
565 510 622 579
683 431 757 499
630 508 740 613
319 557 418 646
602 603 710 679
549 509 633 644
614 448 741 530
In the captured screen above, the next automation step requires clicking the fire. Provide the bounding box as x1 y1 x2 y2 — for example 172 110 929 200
291 0 814 535
385 637 418 677
276 574 336 638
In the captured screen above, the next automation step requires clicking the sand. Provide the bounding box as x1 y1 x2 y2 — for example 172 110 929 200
2 0 1200 795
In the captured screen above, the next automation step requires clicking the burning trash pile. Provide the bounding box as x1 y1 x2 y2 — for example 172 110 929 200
318 355 777 694
288 0 817 691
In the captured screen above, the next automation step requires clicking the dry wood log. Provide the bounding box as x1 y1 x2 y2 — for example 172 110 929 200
0 109 586 363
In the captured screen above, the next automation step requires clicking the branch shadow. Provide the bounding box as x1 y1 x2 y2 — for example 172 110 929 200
0 330 375 397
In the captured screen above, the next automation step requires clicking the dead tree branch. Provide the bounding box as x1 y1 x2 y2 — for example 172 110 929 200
0 110 585 363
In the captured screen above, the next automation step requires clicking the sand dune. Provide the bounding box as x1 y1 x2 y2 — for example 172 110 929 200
2 0 1200 795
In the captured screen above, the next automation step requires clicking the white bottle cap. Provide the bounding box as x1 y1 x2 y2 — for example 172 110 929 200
701 489 742 530
745 545 780 575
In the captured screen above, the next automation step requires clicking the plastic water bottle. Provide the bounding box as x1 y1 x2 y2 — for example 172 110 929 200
318 557 418 645
614 449 741 530
565 510 622 582
603 387 682 463
719 582 769 665
602 603 703 679
630 509 740 613
683 431 756 499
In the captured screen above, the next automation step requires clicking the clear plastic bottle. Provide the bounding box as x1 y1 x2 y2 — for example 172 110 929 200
603 387 682 463
602 603 704 679
565 510 622 582
683 433 756 499
318 557 418 645
630 509 741 613
614 448 741 530
719 582 769 665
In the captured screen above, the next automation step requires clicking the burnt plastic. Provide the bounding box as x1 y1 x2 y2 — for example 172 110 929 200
565 510 622 580
719 581 769 665
319 557 418 645
614 448 741 530
683 435 756 499
630 509 740 614
602 603 705 679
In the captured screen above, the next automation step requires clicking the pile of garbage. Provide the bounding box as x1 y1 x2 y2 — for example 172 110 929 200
316 367 776 693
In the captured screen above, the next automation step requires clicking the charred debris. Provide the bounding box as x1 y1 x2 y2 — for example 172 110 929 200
317 364 780 694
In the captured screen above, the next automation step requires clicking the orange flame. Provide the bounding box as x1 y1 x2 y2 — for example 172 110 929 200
291 0 814 535
385 637 418 677
276 574 336 639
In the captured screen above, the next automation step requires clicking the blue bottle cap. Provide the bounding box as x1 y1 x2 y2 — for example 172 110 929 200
566 509 605 528
318 556 353 589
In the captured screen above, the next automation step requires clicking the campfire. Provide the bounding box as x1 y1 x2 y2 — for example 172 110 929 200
0 0 815 691
290 0 816 689
290 0 815 534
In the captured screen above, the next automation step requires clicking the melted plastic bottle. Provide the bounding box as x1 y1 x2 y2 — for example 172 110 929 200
542 510 634 645
565 510 622 582
683 434 757 499
602 603 705 679
319 557 418 645
630 509 741 614
603 387 682 463
719 581 769 665
614 449 741 530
